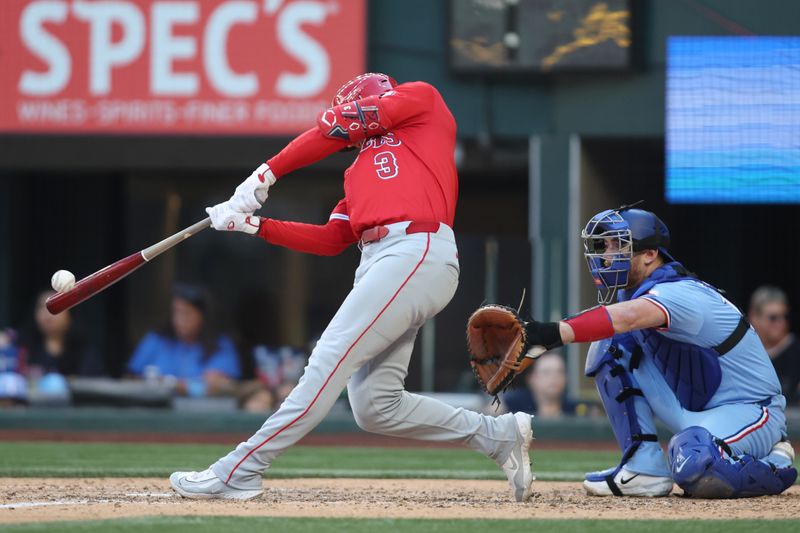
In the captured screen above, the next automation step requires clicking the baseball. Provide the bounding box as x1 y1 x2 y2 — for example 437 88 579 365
51 270 76 292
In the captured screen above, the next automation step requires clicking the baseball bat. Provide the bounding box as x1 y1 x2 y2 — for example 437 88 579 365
45 217 212 314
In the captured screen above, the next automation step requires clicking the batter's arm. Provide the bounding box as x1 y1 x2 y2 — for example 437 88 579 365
257 199 358 256
315 82 437 144
267 128 351 178
376 81 437 127
266 83 438 176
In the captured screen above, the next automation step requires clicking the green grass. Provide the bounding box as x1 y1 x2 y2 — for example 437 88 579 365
2 517 799 533
0 441 618 480
0 441 797 481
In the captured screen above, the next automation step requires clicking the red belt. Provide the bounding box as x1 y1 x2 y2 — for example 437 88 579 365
360 221 440 245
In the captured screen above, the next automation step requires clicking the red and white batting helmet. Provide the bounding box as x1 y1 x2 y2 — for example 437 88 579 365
332 73 397 106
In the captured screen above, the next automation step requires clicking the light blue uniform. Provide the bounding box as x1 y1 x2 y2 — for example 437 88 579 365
128 332 241 381
623 279 788 477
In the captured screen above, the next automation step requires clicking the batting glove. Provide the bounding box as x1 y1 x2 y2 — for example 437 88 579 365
228 163 277 213
206 202 261 234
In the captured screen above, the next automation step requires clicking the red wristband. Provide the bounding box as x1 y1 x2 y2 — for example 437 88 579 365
564 306 615 342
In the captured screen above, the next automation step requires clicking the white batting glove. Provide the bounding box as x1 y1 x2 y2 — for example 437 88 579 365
205 202 261 234
229 163 277 213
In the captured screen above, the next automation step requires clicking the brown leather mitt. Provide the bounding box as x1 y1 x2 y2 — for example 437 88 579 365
466 304 533 396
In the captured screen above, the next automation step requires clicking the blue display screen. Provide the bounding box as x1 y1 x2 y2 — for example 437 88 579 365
666 37 800 203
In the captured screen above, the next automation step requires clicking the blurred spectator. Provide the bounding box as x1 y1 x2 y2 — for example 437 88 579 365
237 381 276 413
0 372 27 407
500 351 585 418
127 283 240 397
0 328 20 373
748 285 800 404
16 290 105 379
232 289 308 410
251 344 307 404
0 328 27 406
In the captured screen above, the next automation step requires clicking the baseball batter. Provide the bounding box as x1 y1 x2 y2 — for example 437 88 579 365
169 74 534 502
521 205 797 498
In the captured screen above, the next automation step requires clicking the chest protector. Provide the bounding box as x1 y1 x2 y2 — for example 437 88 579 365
622 263 745 412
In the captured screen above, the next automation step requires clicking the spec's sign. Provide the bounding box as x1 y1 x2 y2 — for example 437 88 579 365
0 0 365 134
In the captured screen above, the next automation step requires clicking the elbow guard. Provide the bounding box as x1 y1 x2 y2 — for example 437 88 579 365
316 95 389 143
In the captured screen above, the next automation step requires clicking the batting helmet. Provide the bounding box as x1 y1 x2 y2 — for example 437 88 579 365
332 73 397 106
582 204 675 304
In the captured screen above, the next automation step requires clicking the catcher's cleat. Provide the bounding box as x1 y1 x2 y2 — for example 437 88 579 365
499 412 535 502
170 468 263 501
583 466 673 497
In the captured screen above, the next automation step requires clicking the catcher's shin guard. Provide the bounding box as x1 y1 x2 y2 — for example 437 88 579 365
584 338 660 493
668 426 798 498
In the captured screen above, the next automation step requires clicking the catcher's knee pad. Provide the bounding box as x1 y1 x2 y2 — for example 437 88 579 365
586 339 658 471
668 426 798 498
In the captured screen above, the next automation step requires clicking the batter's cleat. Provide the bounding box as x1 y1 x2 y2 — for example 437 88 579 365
499 412 535 502
170 468 263 501
584 467 674 497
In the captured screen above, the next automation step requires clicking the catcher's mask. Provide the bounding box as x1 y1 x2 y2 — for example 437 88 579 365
582 204 675 304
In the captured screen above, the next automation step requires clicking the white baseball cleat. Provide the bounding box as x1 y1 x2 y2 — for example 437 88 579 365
583 466 673 497
170 468 263 501
499 412 535 502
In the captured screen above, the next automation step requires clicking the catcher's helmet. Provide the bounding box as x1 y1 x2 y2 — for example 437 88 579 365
332 72 397 106
582 205 675 304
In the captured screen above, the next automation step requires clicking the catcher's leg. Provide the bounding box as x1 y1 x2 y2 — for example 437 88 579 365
583 339 673 497
668 426 797 498
667 402 796 498
629 347 797 497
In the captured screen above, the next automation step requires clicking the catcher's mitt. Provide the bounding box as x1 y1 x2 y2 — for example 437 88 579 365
466 304 536 396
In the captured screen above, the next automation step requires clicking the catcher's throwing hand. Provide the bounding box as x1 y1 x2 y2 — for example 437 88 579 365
466 305 563 396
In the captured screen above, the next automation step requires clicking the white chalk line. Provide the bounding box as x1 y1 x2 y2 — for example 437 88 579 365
0 500 94 509
0 493 176 510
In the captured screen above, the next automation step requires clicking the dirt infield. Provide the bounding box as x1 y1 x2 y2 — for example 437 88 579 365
0 478 797 524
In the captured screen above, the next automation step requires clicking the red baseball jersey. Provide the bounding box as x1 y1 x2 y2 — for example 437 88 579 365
339 81 458 235
260 82 458 254
259 199 356 256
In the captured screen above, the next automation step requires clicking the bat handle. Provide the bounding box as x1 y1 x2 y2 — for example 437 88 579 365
141 217 211 261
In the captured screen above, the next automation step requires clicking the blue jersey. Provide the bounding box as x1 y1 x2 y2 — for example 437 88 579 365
642 279 781 408
128 332 241 381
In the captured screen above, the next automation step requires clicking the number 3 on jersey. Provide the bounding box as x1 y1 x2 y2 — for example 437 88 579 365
373 151 398 180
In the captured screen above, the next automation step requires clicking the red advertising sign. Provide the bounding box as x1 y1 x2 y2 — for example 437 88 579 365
0 0 365 134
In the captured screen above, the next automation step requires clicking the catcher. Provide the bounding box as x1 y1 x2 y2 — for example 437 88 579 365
467 205 797 498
